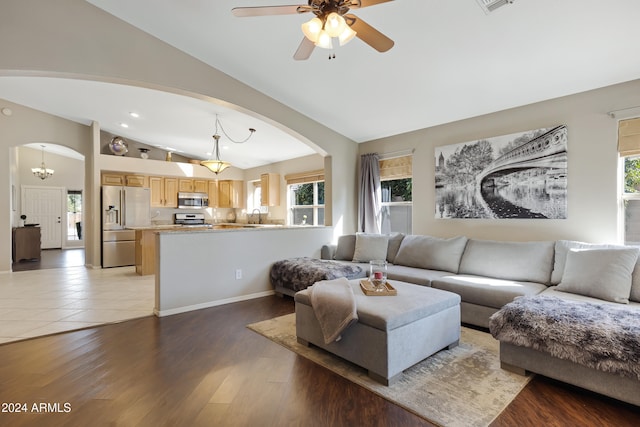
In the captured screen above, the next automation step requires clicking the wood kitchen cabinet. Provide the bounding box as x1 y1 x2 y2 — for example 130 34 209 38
217 180 244 208
125 174 146 187
101 173 125 186
260 173 280 206
178 179 208 193
149 176 178 208
208 180 219 207
12 226 41 262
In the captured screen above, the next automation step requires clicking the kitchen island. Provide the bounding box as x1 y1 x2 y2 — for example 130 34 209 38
132 223 286 276
152 225 335 316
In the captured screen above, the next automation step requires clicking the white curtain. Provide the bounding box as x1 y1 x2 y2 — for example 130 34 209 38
358 153 381 233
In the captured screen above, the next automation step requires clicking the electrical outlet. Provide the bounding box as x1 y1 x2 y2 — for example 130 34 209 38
235 269 242 280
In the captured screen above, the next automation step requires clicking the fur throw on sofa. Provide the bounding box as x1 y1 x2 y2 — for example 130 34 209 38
270 257 365 292
489 295 640 380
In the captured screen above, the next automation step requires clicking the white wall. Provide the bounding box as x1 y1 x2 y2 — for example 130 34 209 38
155 226 334 316
360 79 640 244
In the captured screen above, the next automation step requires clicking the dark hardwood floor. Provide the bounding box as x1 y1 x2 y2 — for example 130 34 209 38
0 296 638 427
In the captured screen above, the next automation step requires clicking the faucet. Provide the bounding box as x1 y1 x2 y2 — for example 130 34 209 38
251 209 262 224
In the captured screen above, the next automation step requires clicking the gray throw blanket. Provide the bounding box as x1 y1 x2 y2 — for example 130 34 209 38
489 295 640 380
308 277 358 344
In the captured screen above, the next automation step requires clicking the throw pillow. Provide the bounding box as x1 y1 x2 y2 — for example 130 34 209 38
352 233 389 263
386 233 405 264
334 234 356 261
551 240 623 285
556 247 640 304
394 235 468 273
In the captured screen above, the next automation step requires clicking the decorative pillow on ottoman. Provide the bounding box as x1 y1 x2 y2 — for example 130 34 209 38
556 247 640 304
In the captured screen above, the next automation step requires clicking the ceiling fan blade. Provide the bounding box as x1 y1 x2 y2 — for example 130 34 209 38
232 5 308 17
346 14 394 52
349 0 393 9
293 37 315 60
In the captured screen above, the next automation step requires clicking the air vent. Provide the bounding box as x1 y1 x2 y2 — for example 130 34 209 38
476 0 515 14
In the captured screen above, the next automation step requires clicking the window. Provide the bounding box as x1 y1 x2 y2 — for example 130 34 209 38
247 181 267 214
285 170 325 226
67 190 82 241
619 118 640 245
379 155 412 234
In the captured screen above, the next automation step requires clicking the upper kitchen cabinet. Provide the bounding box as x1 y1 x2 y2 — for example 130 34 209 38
125 175 146 187
149 176 178 208
208 180 219 208
102 173 125 186
217 180 245 209
260 173 280 206
178 178 209 193
102 172 146 187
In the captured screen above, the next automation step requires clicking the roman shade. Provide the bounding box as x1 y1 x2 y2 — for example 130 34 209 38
379 155 412 180
285 169 324 185
618 117 640 157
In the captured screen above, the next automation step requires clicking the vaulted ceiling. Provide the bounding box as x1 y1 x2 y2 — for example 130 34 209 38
1 0 639 167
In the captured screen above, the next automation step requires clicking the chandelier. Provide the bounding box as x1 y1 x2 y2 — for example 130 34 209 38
32 145 54 180
201 115 256 175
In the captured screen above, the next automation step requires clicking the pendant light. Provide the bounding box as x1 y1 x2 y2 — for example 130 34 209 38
201 115 256 175
32 145 54 180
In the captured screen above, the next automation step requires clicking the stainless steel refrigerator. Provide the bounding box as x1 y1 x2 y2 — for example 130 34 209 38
101 186 151 268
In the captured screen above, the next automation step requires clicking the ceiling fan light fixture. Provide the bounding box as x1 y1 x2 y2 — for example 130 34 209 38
315 29 333 49
301 17 323 43
338 25 357 46
325 12 346 38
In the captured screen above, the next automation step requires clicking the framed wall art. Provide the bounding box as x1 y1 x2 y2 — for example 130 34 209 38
435 125 567 219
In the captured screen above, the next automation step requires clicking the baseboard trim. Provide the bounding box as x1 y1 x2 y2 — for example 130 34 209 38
154 290 276 317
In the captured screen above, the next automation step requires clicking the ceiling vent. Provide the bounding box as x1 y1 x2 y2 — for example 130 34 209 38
476 0 515 14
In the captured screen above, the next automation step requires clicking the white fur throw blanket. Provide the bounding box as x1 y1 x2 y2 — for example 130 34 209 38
489 295 640 380
308 277 358 344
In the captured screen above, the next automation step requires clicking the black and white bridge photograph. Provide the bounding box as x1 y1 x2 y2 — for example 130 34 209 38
435 125 568 219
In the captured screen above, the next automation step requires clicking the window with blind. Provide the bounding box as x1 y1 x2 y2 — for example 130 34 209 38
285 170 324 226
379 155 412 234
619 117 640 245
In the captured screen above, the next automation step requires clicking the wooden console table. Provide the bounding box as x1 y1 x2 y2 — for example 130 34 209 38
12 227 41 262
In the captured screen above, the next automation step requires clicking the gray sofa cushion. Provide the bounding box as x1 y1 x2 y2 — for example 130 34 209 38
394 235 468 273
431 274 548 309
334 234 356 261
386 265 450 286
555 247 639 304
551 240 623 284
458 239 554 284
352 233 389 262
386 233 405 264
553 240 640 303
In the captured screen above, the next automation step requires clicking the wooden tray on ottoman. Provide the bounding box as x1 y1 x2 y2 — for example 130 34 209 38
360 279 397 296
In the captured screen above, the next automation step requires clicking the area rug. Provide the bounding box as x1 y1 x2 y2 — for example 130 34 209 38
247 313 531 427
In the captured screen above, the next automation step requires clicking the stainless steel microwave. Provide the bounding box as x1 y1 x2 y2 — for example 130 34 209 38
177 192 209 209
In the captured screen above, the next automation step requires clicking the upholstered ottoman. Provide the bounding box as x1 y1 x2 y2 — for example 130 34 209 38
295 279 461 385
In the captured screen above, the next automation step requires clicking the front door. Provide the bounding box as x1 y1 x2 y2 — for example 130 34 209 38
22 186 63 249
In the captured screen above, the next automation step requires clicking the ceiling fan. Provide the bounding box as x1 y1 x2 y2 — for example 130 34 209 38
232 0 394 60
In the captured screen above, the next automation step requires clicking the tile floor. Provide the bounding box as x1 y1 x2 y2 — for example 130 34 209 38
0 266 155 344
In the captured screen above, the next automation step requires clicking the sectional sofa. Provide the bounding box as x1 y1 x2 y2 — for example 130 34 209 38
273 232 640 406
